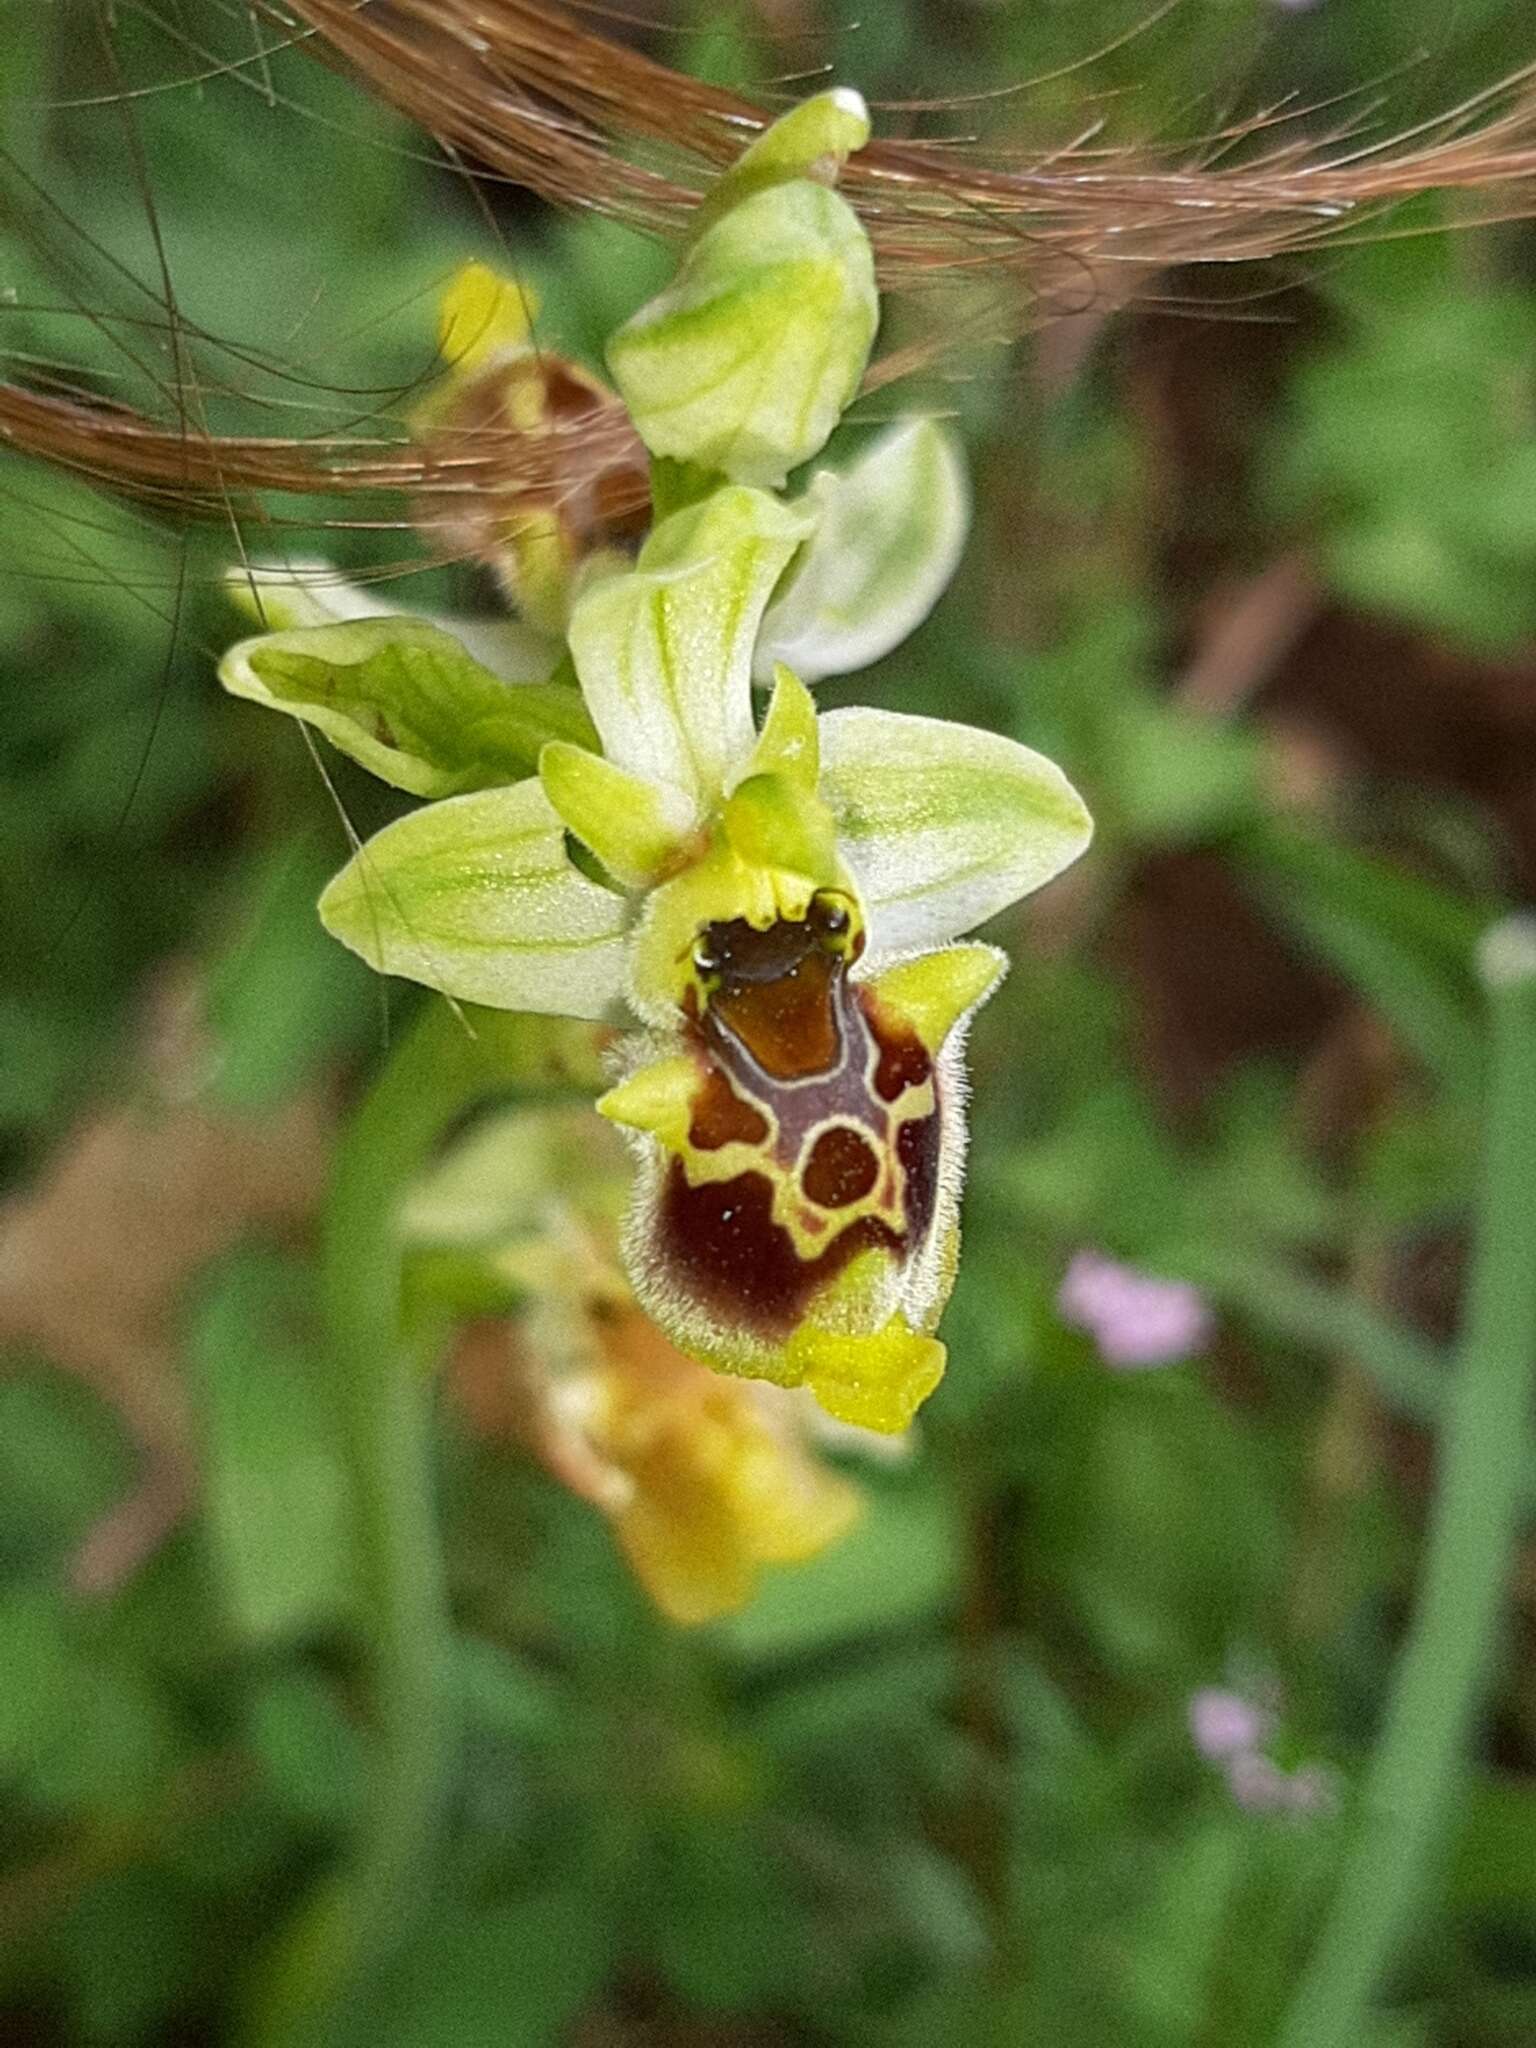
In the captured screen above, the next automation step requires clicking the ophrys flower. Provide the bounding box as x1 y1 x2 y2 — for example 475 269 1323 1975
308 483 1091 1432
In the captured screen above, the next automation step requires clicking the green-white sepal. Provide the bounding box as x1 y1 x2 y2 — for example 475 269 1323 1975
817 707 1093 953
224 559 389 633
219 616 594 798
755 419 970 683
566 486 814 816
606 102 877 488
318 779 631 1017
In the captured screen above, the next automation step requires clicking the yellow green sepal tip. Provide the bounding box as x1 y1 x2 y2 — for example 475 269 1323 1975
437 260 538 374
690 88 871 240
745 665 820 791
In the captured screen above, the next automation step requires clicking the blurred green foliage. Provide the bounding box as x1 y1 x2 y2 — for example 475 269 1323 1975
6 3 1536 2046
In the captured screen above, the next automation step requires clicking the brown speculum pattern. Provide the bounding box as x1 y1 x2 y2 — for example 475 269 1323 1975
656 904 943 1342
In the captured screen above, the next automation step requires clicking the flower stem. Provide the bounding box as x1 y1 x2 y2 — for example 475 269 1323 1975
247 1001 602 2046
1277 918 1536 2048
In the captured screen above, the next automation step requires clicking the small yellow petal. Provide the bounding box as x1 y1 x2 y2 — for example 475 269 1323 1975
742 665 820 792
540 739 692 888
438 260 539 374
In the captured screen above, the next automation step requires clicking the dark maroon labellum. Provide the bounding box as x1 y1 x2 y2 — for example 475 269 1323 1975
655 907 942 1342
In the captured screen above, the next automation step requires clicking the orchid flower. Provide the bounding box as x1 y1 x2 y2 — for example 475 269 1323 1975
216 89 1093 1436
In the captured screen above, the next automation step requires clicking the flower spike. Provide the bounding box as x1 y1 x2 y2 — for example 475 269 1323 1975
216 89 1095 1437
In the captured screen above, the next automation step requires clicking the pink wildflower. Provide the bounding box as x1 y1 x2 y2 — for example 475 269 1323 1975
1227 1751 1340 1818
1057 1250 1213 1368
1189 1687 1273 1762
1189 1680 1340 1820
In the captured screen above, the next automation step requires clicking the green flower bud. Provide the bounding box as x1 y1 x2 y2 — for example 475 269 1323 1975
606 91 878 488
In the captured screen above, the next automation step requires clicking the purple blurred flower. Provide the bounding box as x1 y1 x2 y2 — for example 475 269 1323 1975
1057 1250 1213 1368
1227 1751 1340 1818
1190 1679 1340 1821
1226 1749 1290 1812
1189 1688 1272 1762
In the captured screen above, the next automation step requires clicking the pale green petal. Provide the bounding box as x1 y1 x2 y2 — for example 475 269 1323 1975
755 419 970 683
318 780 631 1018
224 560 559 681
742 665 819 790
539 739 694 887
819 708 1093 951
566 486 813 814
220 616 593 798
606 180 877 488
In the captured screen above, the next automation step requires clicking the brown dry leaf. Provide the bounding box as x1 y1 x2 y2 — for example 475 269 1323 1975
0 970 333 1593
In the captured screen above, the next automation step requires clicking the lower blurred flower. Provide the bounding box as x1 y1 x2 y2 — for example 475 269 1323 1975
1058 1249 1213 1368
411 1106 865 1625
561 1304 863 1626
